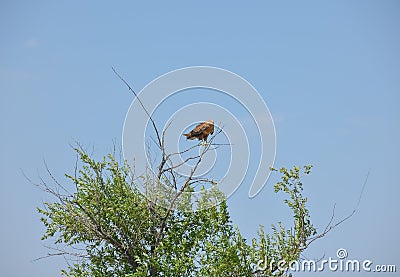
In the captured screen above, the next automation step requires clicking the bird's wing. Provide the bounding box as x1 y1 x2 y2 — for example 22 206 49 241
191 122 210 135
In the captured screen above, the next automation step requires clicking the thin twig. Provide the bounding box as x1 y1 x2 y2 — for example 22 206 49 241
112 67 162 148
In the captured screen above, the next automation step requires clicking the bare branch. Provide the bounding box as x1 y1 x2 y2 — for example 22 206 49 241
161 154 201 174
187 178 217 188
43 159 71 195
303 207 355 250
302 170 370 250
112 67 162 148
32 245 90 262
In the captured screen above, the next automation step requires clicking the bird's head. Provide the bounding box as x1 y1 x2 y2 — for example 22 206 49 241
207 119 214 134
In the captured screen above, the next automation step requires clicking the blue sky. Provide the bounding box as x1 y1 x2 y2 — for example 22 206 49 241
1 1 399 276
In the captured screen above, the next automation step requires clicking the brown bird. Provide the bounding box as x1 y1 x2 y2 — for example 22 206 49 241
183 120 214 145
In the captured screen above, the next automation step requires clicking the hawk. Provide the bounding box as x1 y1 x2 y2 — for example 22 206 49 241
183 120 214 144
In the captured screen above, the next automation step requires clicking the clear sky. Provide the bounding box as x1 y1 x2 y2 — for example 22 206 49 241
1 1 399 276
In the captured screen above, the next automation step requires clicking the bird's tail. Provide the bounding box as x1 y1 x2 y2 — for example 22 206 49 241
183 133 196 140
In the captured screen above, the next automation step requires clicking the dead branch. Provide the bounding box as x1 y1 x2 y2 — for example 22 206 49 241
302 170 371 250
112 67 162 148
32 245 90 262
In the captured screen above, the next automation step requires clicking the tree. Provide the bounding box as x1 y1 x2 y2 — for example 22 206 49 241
36 71 346 276
36 144 336 276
